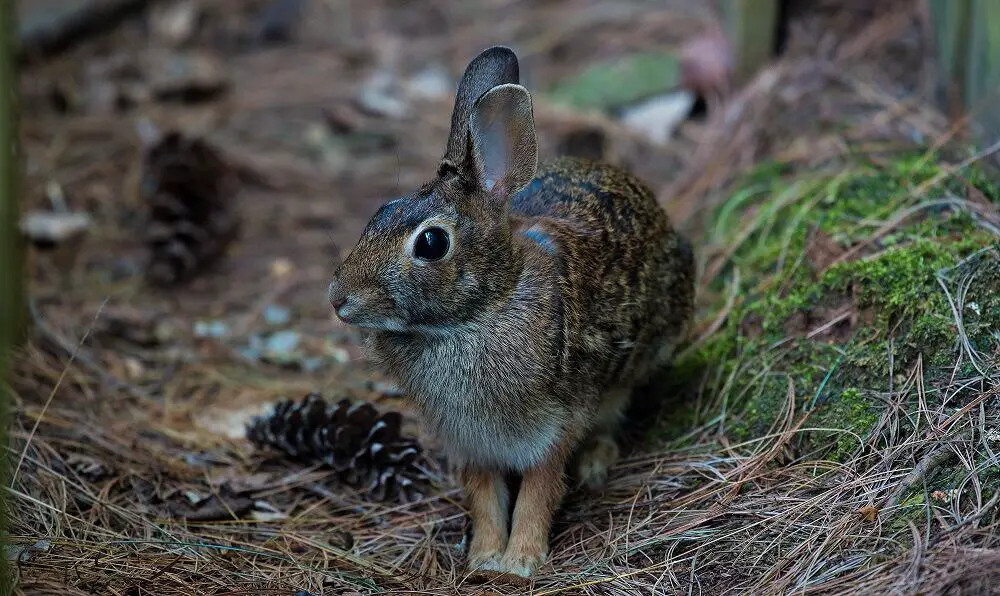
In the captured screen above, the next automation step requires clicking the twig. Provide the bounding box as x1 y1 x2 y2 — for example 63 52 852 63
883 445 959 510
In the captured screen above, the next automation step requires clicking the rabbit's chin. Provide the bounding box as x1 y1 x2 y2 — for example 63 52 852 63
335 312 409 333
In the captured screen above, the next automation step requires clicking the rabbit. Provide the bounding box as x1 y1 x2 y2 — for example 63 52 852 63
327 46 695 580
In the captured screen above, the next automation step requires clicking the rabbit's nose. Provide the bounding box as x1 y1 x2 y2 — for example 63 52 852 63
328 280 348 310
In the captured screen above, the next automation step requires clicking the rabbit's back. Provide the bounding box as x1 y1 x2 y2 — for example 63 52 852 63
512 157 694 391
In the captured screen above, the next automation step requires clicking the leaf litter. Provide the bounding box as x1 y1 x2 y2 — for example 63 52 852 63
9 0 1000 594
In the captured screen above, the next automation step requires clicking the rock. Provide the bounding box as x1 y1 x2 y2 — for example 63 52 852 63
263 330 301 363
619 90 696 146
263 304 291 326
20 211 92 247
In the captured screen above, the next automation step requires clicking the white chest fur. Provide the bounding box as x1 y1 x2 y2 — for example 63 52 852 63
365 316 565 471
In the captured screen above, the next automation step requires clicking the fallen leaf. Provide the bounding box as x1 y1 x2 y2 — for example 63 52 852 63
20 211 92 246
5 539 50 563
859 505 879 522
619 90 696 146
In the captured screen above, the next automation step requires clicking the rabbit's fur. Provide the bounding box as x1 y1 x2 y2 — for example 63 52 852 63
328 46 694 580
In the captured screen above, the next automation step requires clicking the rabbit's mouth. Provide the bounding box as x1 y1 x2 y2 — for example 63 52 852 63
339 311 406 331
330 291 406 332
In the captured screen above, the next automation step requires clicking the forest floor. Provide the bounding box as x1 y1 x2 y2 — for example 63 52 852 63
8 0 1000 594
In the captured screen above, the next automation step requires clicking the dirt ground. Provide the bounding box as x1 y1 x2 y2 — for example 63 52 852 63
10 0 996 594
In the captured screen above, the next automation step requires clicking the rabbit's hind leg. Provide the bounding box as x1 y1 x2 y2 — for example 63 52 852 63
573 387 630 491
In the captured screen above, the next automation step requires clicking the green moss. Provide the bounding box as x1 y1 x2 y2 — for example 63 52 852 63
810 388 878 461
683 149 1000 459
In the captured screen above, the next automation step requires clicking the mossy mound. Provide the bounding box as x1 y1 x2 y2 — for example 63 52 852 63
671 151 1000 464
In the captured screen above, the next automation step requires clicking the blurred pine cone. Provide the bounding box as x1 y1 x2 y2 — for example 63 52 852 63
246 393 430 502
141 131 240 286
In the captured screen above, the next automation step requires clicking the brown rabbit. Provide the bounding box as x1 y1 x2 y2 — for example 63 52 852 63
327 46 694 579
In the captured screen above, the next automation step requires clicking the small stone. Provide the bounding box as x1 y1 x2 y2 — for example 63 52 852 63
123 357 145 380
194 320 230 339
264 330 301 361
20 211 92 245
263 304 291 326
270 257 294 278
368 380 405 398
328 345 351 364
302 357 324 372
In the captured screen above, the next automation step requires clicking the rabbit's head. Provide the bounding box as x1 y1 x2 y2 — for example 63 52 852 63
328 47 538 333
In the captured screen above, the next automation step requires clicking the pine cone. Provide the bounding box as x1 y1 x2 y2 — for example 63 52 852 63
246 393 431 502
141 131 240 286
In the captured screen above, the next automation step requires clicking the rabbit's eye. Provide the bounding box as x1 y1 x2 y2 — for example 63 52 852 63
413 227 450 261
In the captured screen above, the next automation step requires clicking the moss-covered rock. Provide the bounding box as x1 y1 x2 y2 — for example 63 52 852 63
673 150 1000 462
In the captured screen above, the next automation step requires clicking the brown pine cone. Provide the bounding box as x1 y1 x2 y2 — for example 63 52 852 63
141 131 240 286
246 393 431 502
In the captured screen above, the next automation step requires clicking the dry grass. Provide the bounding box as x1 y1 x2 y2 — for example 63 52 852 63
8 0 1000 594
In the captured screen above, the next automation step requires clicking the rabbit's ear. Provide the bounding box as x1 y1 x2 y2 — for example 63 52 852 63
467 83 538 204
441 46 520 171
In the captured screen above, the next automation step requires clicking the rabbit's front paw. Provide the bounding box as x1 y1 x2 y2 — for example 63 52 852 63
498 549 546 579
467 549 506 581
469 551 504 569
